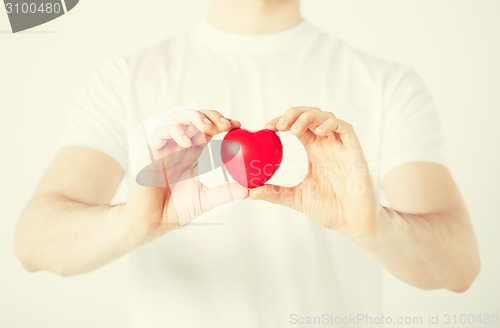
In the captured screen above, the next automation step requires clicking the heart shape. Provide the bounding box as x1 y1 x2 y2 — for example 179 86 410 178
221 128 283 189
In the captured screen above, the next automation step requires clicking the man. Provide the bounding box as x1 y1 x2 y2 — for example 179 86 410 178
14 0 480 327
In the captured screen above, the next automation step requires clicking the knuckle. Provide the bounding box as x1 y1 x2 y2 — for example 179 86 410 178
345 122 354 132
269 117 280 124
200 109 219 116
325 111 336 119
166 124 181 134
167 111 181 121
325 116 336 124
286 107 301 116
190 112 203 123
299 112 314 121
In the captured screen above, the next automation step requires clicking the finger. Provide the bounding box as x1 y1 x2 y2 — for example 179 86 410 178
149 124 193 155
168 125 192 148
200 110 234 131
149 125 187 151
191 131 211 146
168 110 206 132
289 111 333 136
149 126 170 151
169 110 237 138
296 129 318 146
264 116 281 131
184 124 202 138
314 117 358 145
197 111 240 136
201 183 249 212
229 119 242 129
184 125 214 147
314 116 347 135
276 107 320 131
249 184 298 210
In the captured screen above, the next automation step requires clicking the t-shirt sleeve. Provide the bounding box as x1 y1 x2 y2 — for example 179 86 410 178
58 59 129 170
379 66 446 181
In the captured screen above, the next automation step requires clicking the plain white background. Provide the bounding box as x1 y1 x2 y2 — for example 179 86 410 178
1 0 499 327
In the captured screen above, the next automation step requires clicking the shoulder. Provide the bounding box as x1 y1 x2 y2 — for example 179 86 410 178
333 36 428 104
98 32 188 79
316 29 418 91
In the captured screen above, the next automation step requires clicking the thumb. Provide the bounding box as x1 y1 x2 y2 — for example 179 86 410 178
201 183 248 212
249 184 297 209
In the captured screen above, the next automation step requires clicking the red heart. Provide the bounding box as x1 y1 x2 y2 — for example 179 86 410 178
221 128 283 189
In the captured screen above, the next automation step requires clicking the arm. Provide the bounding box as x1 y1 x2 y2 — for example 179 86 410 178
359 162 480 292
15 110 247 276
250 107 480 292
14 147 132 276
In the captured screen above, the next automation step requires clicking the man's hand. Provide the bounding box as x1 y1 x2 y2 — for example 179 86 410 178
14 109 248 276
250 107 380 239
126 110 248 245
251 106 480 292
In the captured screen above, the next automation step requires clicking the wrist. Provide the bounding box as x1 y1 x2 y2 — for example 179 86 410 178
121 200 177 251
108 203 152 253
350 205 394 250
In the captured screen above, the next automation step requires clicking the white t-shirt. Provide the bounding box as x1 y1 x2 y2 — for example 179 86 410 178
60 20 445 328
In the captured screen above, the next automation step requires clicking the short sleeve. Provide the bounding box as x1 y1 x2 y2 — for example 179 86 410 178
58 59 129 170
379 66 446 180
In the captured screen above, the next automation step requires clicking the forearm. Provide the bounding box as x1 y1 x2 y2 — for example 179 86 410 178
14 194 138 276
355 206 480 292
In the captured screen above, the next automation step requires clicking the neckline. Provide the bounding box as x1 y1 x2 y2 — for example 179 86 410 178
189 19 320 54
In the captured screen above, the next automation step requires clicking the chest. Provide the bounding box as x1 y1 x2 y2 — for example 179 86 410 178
127 50 384 184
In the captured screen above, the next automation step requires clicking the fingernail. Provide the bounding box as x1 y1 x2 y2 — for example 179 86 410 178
203 118 212 125
220 117 230 125
277 119 286 128
291 123 300 130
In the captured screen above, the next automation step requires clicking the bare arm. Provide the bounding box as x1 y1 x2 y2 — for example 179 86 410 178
250 107 480 292
14 110 247 276
359 162 480 292
14 147 134 276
